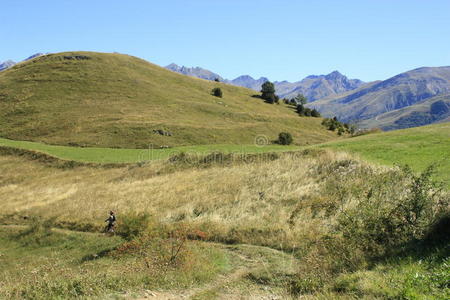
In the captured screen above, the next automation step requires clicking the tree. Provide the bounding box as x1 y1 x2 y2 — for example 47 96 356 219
277 132 293 145
304 108 312 117
295 94 308 105
261 81 277 104
296 104 305 115
311 109 321 117
211 87 223 98
214 78 220 82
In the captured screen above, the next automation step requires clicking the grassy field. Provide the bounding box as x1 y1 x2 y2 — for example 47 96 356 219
315 122 450 187
1 122 448 187
0 149 448 299
0 137 300 163
0 224 231 299
0 51 337 148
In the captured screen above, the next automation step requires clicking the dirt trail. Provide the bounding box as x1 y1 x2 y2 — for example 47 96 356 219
130 244 298 300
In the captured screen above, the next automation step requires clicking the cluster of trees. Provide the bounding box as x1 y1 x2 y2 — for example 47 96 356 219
296 104 321 117
283 93 320 117
321 117 356 135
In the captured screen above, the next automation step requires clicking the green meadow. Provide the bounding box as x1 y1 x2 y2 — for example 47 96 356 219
315 122 450 186
0 137 300 163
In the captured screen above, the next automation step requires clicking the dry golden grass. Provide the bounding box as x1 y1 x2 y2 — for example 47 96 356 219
0 150 389 248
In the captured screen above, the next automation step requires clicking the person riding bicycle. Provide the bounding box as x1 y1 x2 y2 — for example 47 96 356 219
105 211 116 232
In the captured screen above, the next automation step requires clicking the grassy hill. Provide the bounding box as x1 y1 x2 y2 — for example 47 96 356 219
0 51 336 148
315 122 450 187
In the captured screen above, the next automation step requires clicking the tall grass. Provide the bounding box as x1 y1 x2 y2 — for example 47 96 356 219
0 149 448 298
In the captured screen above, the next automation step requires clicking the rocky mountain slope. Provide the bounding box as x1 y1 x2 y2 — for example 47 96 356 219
358 93 450 130
310 66 450 126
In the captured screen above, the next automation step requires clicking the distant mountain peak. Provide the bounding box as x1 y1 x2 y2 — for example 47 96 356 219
165 62 364 101
25 53 46 61
165 63 223 81
234 75 255 80
0 60 16 71
325 70 344 79
1 53 49 72
165 63 180 69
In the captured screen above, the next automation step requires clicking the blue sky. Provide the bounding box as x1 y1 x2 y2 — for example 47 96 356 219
2 0 449 82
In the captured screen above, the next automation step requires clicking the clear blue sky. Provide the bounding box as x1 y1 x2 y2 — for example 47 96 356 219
2 0 450 82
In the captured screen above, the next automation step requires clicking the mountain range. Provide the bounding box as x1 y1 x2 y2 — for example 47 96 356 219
310 66 450 128
166 63 450 130
165 63 364 101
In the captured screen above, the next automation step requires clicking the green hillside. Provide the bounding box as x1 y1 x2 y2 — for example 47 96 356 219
0 51 336 148
316 122 450 186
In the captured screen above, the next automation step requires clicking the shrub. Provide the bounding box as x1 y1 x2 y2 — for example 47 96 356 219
322 117 352 134
277 132 293 145
117 212 153 241
211 87 223 98
336 165 448 258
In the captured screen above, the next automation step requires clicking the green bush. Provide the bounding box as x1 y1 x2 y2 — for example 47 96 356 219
337 165 448 258
277 132 293 145
211 87 223 98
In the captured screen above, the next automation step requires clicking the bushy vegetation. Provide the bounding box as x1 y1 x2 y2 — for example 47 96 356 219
322 116 356 135
211 87 223 98
289 162 449 297
276 132 293 145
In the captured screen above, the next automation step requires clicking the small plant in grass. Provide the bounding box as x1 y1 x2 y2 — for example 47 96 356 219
211 87 223 98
